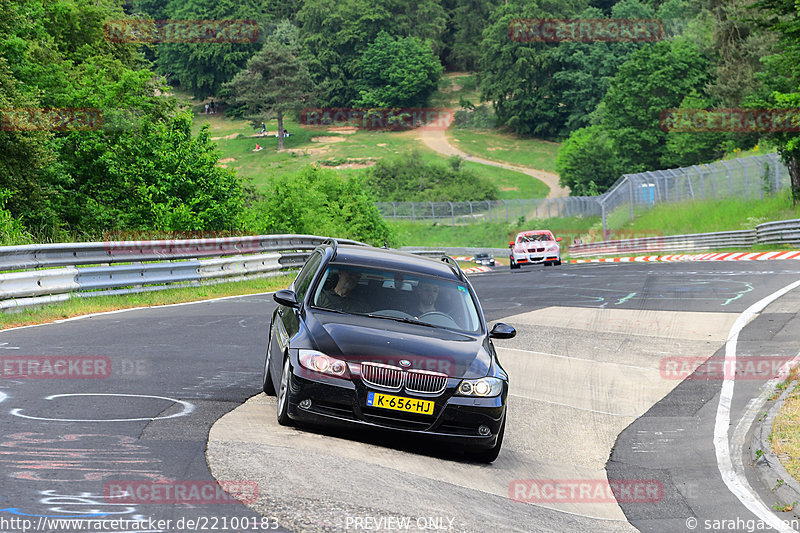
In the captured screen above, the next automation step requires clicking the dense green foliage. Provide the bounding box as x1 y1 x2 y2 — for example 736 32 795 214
750 0 800 202
601 38 711 173
242 166 394 246
0 0 247 239
146 0 273 100
555 125 619 196
296 0 447 107
353 32 443 108
364 151 498 202
224 21 312 150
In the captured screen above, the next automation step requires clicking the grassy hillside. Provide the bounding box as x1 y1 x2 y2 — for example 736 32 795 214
191 109 549 199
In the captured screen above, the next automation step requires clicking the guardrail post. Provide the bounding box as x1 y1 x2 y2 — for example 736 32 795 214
628 177 635 221
411 202 416 222
487 200 492 222
391 202 397 220
430 201 435 224
449 202 455 225
469 201 474 220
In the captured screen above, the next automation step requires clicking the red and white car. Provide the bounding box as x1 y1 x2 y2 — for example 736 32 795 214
508 230 562 269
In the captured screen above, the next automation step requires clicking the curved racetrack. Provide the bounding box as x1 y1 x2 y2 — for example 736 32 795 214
2 261 800 532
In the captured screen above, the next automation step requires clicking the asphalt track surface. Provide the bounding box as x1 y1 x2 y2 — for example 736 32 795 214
1 261 800 532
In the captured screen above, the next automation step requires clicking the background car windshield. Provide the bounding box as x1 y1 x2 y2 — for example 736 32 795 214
312 265 482 333
521 234 551 242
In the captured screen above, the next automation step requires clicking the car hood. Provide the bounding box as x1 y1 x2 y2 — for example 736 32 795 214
305 310 491 379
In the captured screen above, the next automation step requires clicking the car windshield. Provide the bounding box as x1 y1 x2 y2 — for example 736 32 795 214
311 264 482 333
521 234 552 242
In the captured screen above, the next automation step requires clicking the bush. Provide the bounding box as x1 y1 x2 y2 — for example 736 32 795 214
242 166 394 246
454 104 496 129
365 150 498 201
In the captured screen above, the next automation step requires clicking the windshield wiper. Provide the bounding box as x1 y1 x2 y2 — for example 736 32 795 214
363 314 437 328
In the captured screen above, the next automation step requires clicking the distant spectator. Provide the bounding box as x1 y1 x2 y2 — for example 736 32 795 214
204 103 209 114
259 122 266 135
209 100 216 114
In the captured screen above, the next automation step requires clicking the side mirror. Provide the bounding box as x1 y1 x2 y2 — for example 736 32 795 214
273 289 300 308
489 322 516 339
508 241 515 248
556 237 562 242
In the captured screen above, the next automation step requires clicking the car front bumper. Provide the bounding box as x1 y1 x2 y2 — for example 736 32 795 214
285 370 506 450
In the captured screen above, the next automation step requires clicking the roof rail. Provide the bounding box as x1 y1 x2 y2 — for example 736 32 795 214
440 255 465 281
322 238 338 260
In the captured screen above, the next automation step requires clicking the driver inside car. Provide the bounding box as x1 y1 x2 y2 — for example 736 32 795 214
410 280 440 318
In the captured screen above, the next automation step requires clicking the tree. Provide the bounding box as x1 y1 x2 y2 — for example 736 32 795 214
749 0 800 203
224 25 312 150
601 38 711 172
662 91 727 168
296 0 446 107
58 112 245 232
441 0 502 71
353 32 443 108
556 125 620 195
154 0 272 99
364 150 498 201
243 166 395 246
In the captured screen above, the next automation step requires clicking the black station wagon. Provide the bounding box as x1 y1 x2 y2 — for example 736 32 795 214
262 240 516 462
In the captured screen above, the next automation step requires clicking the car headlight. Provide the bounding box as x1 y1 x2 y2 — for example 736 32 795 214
298 350 349 377
455 377 504 397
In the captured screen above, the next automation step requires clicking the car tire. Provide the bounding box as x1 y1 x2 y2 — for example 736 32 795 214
509 258 520 270
276 356 293 426
554 260 562 266
262 324 276 396
466 417 505 463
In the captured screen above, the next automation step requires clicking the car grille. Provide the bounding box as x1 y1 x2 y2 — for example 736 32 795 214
361 363 448 394
528 246 544 253
406 369 447 394
361 362 403 390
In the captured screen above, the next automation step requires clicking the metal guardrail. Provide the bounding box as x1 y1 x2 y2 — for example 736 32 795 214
569 218 800 258
0 235 345 270
569 230 757 257
756 219 800 246
0 235 368 311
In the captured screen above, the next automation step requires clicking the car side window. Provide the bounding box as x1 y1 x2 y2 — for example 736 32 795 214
292 251 323 301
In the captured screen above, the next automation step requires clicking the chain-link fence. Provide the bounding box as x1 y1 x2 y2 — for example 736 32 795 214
374 197 601 224
375 153 791 228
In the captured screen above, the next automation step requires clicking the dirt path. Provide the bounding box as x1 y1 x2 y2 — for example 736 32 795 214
416 118 570 199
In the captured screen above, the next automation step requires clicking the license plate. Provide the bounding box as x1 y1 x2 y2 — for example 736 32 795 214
366 392 434 415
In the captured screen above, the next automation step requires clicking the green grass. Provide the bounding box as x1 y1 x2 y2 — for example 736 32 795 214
447 128 561 174
607 194 800 236
0 276 294 330
390 215 599 248
192 112 548 197
429 73 481 108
